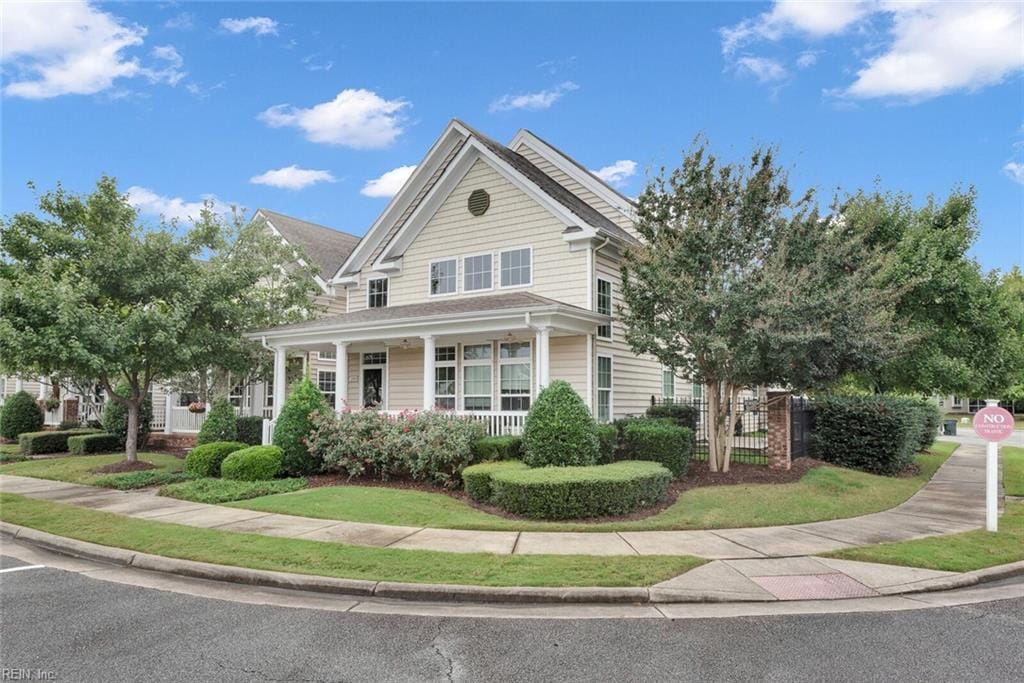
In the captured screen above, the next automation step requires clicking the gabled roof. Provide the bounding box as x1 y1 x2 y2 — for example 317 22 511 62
255 209 361 282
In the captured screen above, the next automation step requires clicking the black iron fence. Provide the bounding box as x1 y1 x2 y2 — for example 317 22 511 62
649 397 770 465
790 397 815 458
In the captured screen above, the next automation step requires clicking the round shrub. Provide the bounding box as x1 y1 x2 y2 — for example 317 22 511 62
272 378 329 475
220 445 283 481
521 380 599 467
490 461 672 519
812 395 919 476
462 460 528 502
101 384 152 449
622 421 693 477
0 391 44 440
196 398 237 445
907 398 942 452
186 441 248 477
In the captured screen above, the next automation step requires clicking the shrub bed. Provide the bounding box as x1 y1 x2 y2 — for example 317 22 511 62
196 399 237 445
272 378 329 476
235 416 264 446
596 424 618 463
185 441 248 477
521 380 599 467
19 428 99 455
813 395 926 476
221 445 283 481
646 402 699 431
462 460 528 502
623 421 693 477
159 477 307 504
490 461 672 520
0 391 44 440
67 433 123 455
472 435 522 462
94 471 197 490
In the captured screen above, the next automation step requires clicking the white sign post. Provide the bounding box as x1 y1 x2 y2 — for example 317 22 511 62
973 400 1015 532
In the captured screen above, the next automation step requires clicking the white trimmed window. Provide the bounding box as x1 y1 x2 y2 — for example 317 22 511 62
662 368 675 400
597 278 612 339
434 346 456 410
317 370 337 407
367 277 388 308
500 248 531 287
264 376 274 408
692 383 703 400
596 355 613 423
499 341 531 411
463 254 492 291
318 349 336 360
429 259 457 296
462 343 492 411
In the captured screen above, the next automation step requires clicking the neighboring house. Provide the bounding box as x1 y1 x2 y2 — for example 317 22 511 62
250 119 692 439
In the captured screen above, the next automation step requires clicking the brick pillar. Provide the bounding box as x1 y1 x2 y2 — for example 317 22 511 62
767 391 791 471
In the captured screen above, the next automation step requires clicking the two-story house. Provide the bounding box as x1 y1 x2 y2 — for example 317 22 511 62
251 120 688 439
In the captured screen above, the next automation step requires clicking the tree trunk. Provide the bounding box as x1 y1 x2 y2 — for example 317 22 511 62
125 402 139 463
706 381 742 473
706 382 720 472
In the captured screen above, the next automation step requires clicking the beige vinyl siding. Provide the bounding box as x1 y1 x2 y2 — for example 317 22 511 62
514 143 639 241
2 378 42 397
308 354 360 410
348 158 589 311
386 346 423 411
315 292 347 316
549 335 589 407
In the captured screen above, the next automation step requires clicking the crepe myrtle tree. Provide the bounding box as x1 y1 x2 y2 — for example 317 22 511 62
621 138 903 472
0 176 320 462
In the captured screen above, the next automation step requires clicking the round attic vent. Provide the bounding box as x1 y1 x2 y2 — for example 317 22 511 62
468 189 490 216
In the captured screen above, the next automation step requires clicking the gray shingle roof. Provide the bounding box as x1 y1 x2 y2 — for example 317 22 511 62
257 209 362 279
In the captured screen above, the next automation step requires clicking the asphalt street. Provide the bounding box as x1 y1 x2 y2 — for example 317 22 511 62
1 554 1023 682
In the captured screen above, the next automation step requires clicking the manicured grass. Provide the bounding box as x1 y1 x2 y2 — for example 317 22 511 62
1003 446 1023 497
231 443 959 533
0 493 701 587
0 453 184 486
0 443 22 456
160 477 308 504
824 501 1024 573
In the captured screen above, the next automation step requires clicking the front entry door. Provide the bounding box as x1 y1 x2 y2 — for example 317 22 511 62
362 368 383 408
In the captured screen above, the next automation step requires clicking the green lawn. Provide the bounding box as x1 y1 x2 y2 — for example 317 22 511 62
824 501 1024 573
0 443 22 456
230 443 959 533
160 477 308 504
1003 446 1023 497
0 492 701 587
0 453 184 486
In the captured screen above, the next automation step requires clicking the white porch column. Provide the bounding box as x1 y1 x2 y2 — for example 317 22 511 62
535 326 551 391
163 389 173 434
14 376 24 393
38 377 47 399
273 346 288 420
334 341 349 412
421 334 436 410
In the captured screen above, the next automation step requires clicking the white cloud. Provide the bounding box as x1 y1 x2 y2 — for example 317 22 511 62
144 45 186 86
844 2 1024 99
164 13 194 30
735 56 788 83
259 89 409 149
250 165 336 190
590 160 637 188
796 50 820 69
1003 162 1024 185
721 1 873 55
302 54 334 72
1 0 150 99
126 186 232 223
489 81 579 113
219 17 279 36
361 165 417 198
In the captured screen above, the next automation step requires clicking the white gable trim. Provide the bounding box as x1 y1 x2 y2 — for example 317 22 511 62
373 138 598 268
253 210 332 295
330 121 471 282
509 129 636 221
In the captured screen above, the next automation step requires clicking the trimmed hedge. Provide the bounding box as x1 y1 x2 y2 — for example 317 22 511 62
623 421 693 477
19 428 99 455
471 436 522 462
490 461 672 520
462 460 528 502
185 441 248 477
0 391 44 440
596 424 618 463
813 395 925 476
221 445 283 481
272 378 329 475
646 402 700 431
908 398 943 452
522 380 599 468
235 416 264 446
196 399 237 445
67 433 123 455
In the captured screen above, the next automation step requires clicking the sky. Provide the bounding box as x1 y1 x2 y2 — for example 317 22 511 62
2 1 1022 273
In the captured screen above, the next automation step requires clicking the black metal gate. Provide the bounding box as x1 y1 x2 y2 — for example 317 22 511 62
790 397 815 458
649 397 769 465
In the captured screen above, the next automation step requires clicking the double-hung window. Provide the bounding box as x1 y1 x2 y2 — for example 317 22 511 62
463 254 492 291
462 343 492 411
228 381 244 408
317 370 337 408
596 278 612 339
662 368 675 400
499 342 531 411
434 346 456 410
596 355 613 423
500 248 531 287
429 259 457 296
367 278 388 308
318 349 336 360
264 376 274 409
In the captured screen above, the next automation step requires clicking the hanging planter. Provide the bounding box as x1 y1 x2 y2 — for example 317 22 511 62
187 401 207 414
44 397 62 412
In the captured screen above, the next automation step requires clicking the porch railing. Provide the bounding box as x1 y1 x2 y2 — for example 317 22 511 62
380 409 528 436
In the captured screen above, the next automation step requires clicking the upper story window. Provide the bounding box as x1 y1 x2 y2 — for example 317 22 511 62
463 254 492 292
318 349 336 360
596 278 612 339
367 277 388 308
500 248 531 287
429 259 457 296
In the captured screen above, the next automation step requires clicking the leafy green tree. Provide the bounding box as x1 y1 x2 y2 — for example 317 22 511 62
998 266 1024 411
272 377 329 475
102 382 153 449
621 139 901 472
0 177 320 462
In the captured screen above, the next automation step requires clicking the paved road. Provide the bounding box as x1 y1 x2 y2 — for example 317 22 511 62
2 554 1022 682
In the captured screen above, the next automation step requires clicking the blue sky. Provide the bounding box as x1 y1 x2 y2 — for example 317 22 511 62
2 1 1022 272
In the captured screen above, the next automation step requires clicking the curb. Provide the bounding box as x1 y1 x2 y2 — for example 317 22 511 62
2 522 1022 605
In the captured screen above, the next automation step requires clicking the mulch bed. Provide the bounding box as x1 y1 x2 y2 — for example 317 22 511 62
91 460 157 474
